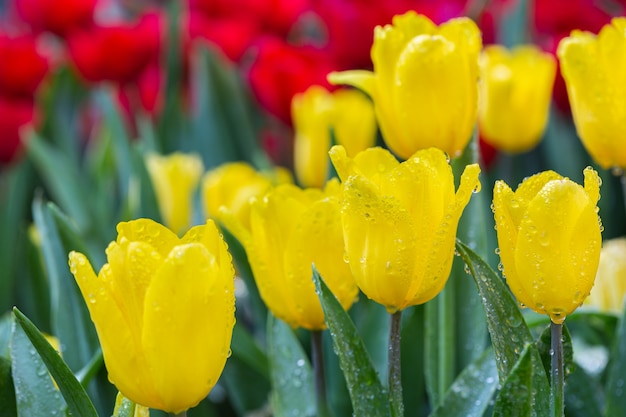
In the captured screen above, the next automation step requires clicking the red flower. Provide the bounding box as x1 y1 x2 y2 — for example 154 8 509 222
247 37 335 124
0 96 36 164
67 12 161 84
13 0 96 37
0 33 48 98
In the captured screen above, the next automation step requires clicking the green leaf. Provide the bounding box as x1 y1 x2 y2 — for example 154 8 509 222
13 308 98 417
32 196 98 372
455 240 549 412
232 323 269 379
10 310 67 417
492 345 533 417
562 365 602 417
267 314 316 417
221 354 271 415
312 266 391 417
428 349 498 417
0 314 12 359
0 356 17 417
605 300 626 416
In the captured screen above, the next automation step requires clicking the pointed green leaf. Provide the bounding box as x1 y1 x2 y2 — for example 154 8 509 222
492 345 533 417
0 356 16 417
232 322 269 379
10 310 67 417
429 349 498 417
32 196 98 371
13 308 98 417
268 315 316 417
312 267 391 417
455 240 549 411
605 300 626 416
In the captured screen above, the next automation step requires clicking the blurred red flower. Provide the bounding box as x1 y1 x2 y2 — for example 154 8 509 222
13 0 97 37
188 12 259 62
0 33 48 98
247 37 335 124
67 12 161 84
0 96 36 164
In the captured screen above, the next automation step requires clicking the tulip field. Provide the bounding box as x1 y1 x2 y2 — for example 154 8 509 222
1 1 626 417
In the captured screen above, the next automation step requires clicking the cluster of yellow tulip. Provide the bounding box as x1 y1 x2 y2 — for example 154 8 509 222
65 11 626 416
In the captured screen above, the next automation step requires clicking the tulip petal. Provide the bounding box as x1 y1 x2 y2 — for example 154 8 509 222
583 166 602 204
327 70 376 98
329 145 399 183
142 243 235 413
342 174 418 312
515 179 600 322
509 170 562 226
181 220 234 270
68 251 159 408
116 218 179 258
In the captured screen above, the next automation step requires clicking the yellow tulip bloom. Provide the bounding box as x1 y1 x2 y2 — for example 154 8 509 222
479 45 556 153
202 162 292 230
492 168 602 324
219 180 358 330
329 145 480 312
328 11 481 160
558 17 626 170
68 219 235 413
292 85 376 188
146 152 204 235
585 237 626 314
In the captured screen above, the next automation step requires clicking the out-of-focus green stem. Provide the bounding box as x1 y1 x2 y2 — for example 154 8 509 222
389 311 404 417
620 174 626 216
312 330 333 417
550 321 564 417
169 412 187 417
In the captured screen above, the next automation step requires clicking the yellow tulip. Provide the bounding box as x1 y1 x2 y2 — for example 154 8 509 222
328 11 481 160
329 145 481 312
145 152 204 235
219 180 358 330
68 219 235 413
492 168 602 324
585 237 626 314
558 17 626 171
292 85 377 188
478 45 556 153
202 162 292 231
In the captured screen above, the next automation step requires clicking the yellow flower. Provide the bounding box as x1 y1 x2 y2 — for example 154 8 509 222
585 237 626 314
68 219 235 413
145 152 204 235
202 162 292 231
558 17 626 170
492 168 602 324
219 180 358 330
292 85 377 188
329 145 480 312
478 45 556 153
328 11 481 160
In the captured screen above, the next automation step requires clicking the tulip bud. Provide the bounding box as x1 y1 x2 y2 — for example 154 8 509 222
69 219 235 413
492 168 603 323
558 17 626 171
292 85 376 188
330 145 480 312
328 11 481 160
585 237 626 314
478 45 556 153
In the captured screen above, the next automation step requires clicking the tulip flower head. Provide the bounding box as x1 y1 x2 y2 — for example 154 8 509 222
558 17 626 171
492 168 602 323
69 219 236 413
585 237 626 314
478 45 556 154
146 152 204 235
219 180 358 330
292 85 377 188
328 11 481 160
330 145 481 312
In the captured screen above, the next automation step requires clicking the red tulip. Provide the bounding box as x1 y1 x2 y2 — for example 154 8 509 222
188 12 260 62
67 12 161 84
0 33 48 98
0 96 36 164
13 0 96 37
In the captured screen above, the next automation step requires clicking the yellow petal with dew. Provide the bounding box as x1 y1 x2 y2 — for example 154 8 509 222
116 219 179 259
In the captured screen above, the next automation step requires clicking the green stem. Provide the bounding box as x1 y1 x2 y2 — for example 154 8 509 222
550 321 564 417
312 330 332 417
620 174 626 216
439 286 455 401
169 412 187 417
388 311 404 417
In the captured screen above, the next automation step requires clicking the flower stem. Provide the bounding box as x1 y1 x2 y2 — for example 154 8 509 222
620 174 626 216
550 321 564 417
312 330 332 417
169 412 187 417
389 311 404 417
